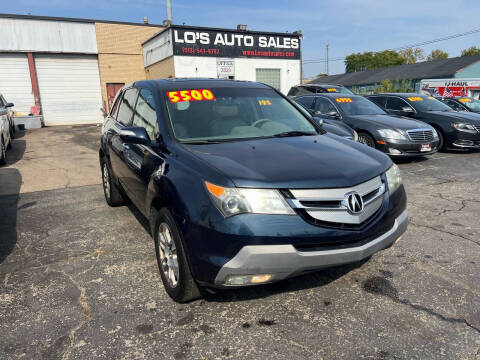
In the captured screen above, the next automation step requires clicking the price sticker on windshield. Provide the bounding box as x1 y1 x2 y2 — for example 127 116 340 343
167 89 216 103
327 88 338 92
459 98 472 103
408 97 423 102
336 97 352 103
258 99 272 106
428 96 435 100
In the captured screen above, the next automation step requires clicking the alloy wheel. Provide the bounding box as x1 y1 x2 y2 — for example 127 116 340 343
358 135 374 147
158 222 179 287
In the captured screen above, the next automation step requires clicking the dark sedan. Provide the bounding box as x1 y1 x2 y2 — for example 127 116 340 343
368 94 480 150
294 94 439 157
437 97 480 114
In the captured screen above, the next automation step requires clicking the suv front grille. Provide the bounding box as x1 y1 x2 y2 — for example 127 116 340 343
406 129 434 142
286 176 385 227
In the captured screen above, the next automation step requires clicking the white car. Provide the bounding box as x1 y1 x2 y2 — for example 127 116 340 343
0 94 14 165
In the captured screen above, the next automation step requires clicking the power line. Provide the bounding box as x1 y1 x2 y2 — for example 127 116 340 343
302 27 480 64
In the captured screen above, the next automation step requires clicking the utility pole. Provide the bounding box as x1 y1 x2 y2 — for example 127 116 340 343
325 44 329 75
166 0 173 22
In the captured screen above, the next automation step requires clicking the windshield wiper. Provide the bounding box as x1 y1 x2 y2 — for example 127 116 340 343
181 140 225 144
272 131 317 138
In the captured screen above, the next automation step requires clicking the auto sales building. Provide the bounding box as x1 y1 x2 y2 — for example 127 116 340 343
142 25 301 94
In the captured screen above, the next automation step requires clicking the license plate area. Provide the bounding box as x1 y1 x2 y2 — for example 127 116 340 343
420 143 432 152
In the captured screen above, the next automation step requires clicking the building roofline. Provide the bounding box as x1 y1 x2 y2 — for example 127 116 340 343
0 13 164 27
142 24 301 45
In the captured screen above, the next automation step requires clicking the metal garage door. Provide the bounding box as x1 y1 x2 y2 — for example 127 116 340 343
0 54 35 115
35 54 103 125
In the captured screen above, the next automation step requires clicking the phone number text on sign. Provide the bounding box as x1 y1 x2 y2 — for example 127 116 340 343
167 89 216 103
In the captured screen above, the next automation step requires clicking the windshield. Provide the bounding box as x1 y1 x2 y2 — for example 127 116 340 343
306 86 353 95
165 87 317 142
406 96 452 112
460 98 480 112
334 96 386 115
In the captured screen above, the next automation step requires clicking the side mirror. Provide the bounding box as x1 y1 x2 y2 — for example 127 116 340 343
401 106 414 114
326 111 340 118
119 127 150 145
5 102 14 108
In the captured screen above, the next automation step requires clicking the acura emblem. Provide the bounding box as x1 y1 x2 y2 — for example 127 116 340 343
344 192 364 214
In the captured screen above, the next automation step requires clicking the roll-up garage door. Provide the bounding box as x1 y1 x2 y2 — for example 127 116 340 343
0 54 34 115
35 54 103 125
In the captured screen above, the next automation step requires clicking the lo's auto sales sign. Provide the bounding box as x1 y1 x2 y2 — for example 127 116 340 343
172 27 301 59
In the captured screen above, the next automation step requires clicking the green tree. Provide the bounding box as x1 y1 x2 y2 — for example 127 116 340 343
316 73 328 77
461 46 480 56
426 49 449 61
345 50 406 73
399 48 425 64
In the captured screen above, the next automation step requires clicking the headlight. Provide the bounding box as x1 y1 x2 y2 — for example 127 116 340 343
205 182 295 217
451 123 476 131
377 129 406 140
385 164 402 194
353 130 359 142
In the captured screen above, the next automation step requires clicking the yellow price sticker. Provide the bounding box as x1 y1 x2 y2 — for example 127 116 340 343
336 97 352 103
258 99 272 106
408 97 423 102
428 96 435 100
459 98 472 103
327 88 338 92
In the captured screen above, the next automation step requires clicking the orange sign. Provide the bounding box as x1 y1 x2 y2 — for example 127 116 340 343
336 97 352 103
167 89 215 103
258 99 272 106
327 88 338 92
459 98 472 103
408 97 423 102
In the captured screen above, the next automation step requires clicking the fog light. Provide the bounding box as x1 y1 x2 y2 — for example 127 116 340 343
224 274 274 285
389 148 402 155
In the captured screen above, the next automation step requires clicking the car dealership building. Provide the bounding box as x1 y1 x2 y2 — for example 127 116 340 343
0 14 301 126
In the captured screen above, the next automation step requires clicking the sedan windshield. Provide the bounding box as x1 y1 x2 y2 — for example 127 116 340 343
461 98 480 112
165 87 317 142
406 96 453 112
334 96 386 115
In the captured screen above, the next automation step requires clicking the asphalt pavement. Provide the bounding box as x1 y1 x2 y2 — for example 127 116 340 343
0 126 479 359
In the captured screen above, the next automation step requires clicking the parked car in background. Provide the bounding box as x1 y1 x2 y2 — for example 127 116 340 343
294 93 439 157
292 99 358 141
287 83 353 97
100 79 407 302
437 97 480 114
368 94 480 150
0 97 13 165
0 93 15 140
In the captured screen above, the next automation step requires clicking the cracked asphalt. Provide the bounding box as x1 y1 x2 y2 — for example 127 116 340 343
1 126 480 359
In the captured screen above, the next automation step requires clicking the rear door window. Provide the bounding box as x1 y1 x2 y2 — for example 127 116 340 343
116 88 138 126
386 97 411 111
132 88 157 140
368 96 386 108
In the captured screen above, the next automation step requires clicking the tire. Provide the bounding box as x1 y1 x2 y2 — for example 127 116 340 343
153 208 201 302
101 159 125 206
9 121 14 140
435 128 444 151
7 134 12 150
358 132 376 148
0 137 6 165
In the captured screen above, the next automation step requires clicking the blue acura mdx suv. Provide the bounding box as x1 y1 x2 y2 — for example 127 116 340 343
99 79 408 302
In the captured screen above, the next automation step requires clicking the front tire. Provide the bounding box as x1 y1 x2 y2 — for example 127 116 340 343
0 137 6 165
101 159 125 206
153 208 201 303
435 128 444 151
358 132 376 148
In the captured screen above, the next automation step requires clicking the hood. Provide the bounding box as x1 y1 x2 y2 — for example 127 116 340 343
184 134 391 189
421 110 480 124
322 123 352 138
348 114 430 130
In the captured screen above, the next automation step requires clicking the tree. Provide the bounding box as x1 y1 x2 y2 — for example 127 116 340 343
426 49 449 61
461 46 480 56
316 73 328 77
399 48 425 64
345 50 406 73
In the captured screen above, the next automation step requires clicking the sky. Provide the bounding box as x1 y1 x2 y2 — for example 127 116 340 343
1 0 480 78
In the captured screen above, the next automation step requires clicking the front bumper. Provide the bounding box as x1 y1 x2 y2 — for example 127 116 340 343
213 210 408 286
376 139 440 157
450 130 480 149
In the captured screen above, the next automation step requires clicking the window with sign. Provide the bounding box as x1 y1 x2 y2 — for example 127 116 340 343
255 69 281 91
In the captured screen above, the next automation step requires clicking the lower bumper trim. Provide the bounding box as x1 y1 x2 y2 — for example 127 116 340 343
214 210 408 286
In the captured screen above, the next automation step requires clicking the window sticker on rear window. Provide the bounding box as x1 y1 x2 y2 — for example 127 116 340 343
327 88 338 92
408 97 423 102
336 97 352 103
459 98 472 103
258 99 272 106
167 89 216 103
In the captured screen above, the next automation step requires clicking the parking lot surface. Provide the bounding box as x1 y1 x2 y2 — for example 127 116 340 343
1 126 479 359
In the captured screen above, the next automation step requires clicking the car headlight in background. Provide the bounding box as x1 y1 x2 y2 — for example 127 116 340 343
385 164 402 194
451 123 477 132
205 182 295 217
377 129 406 140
